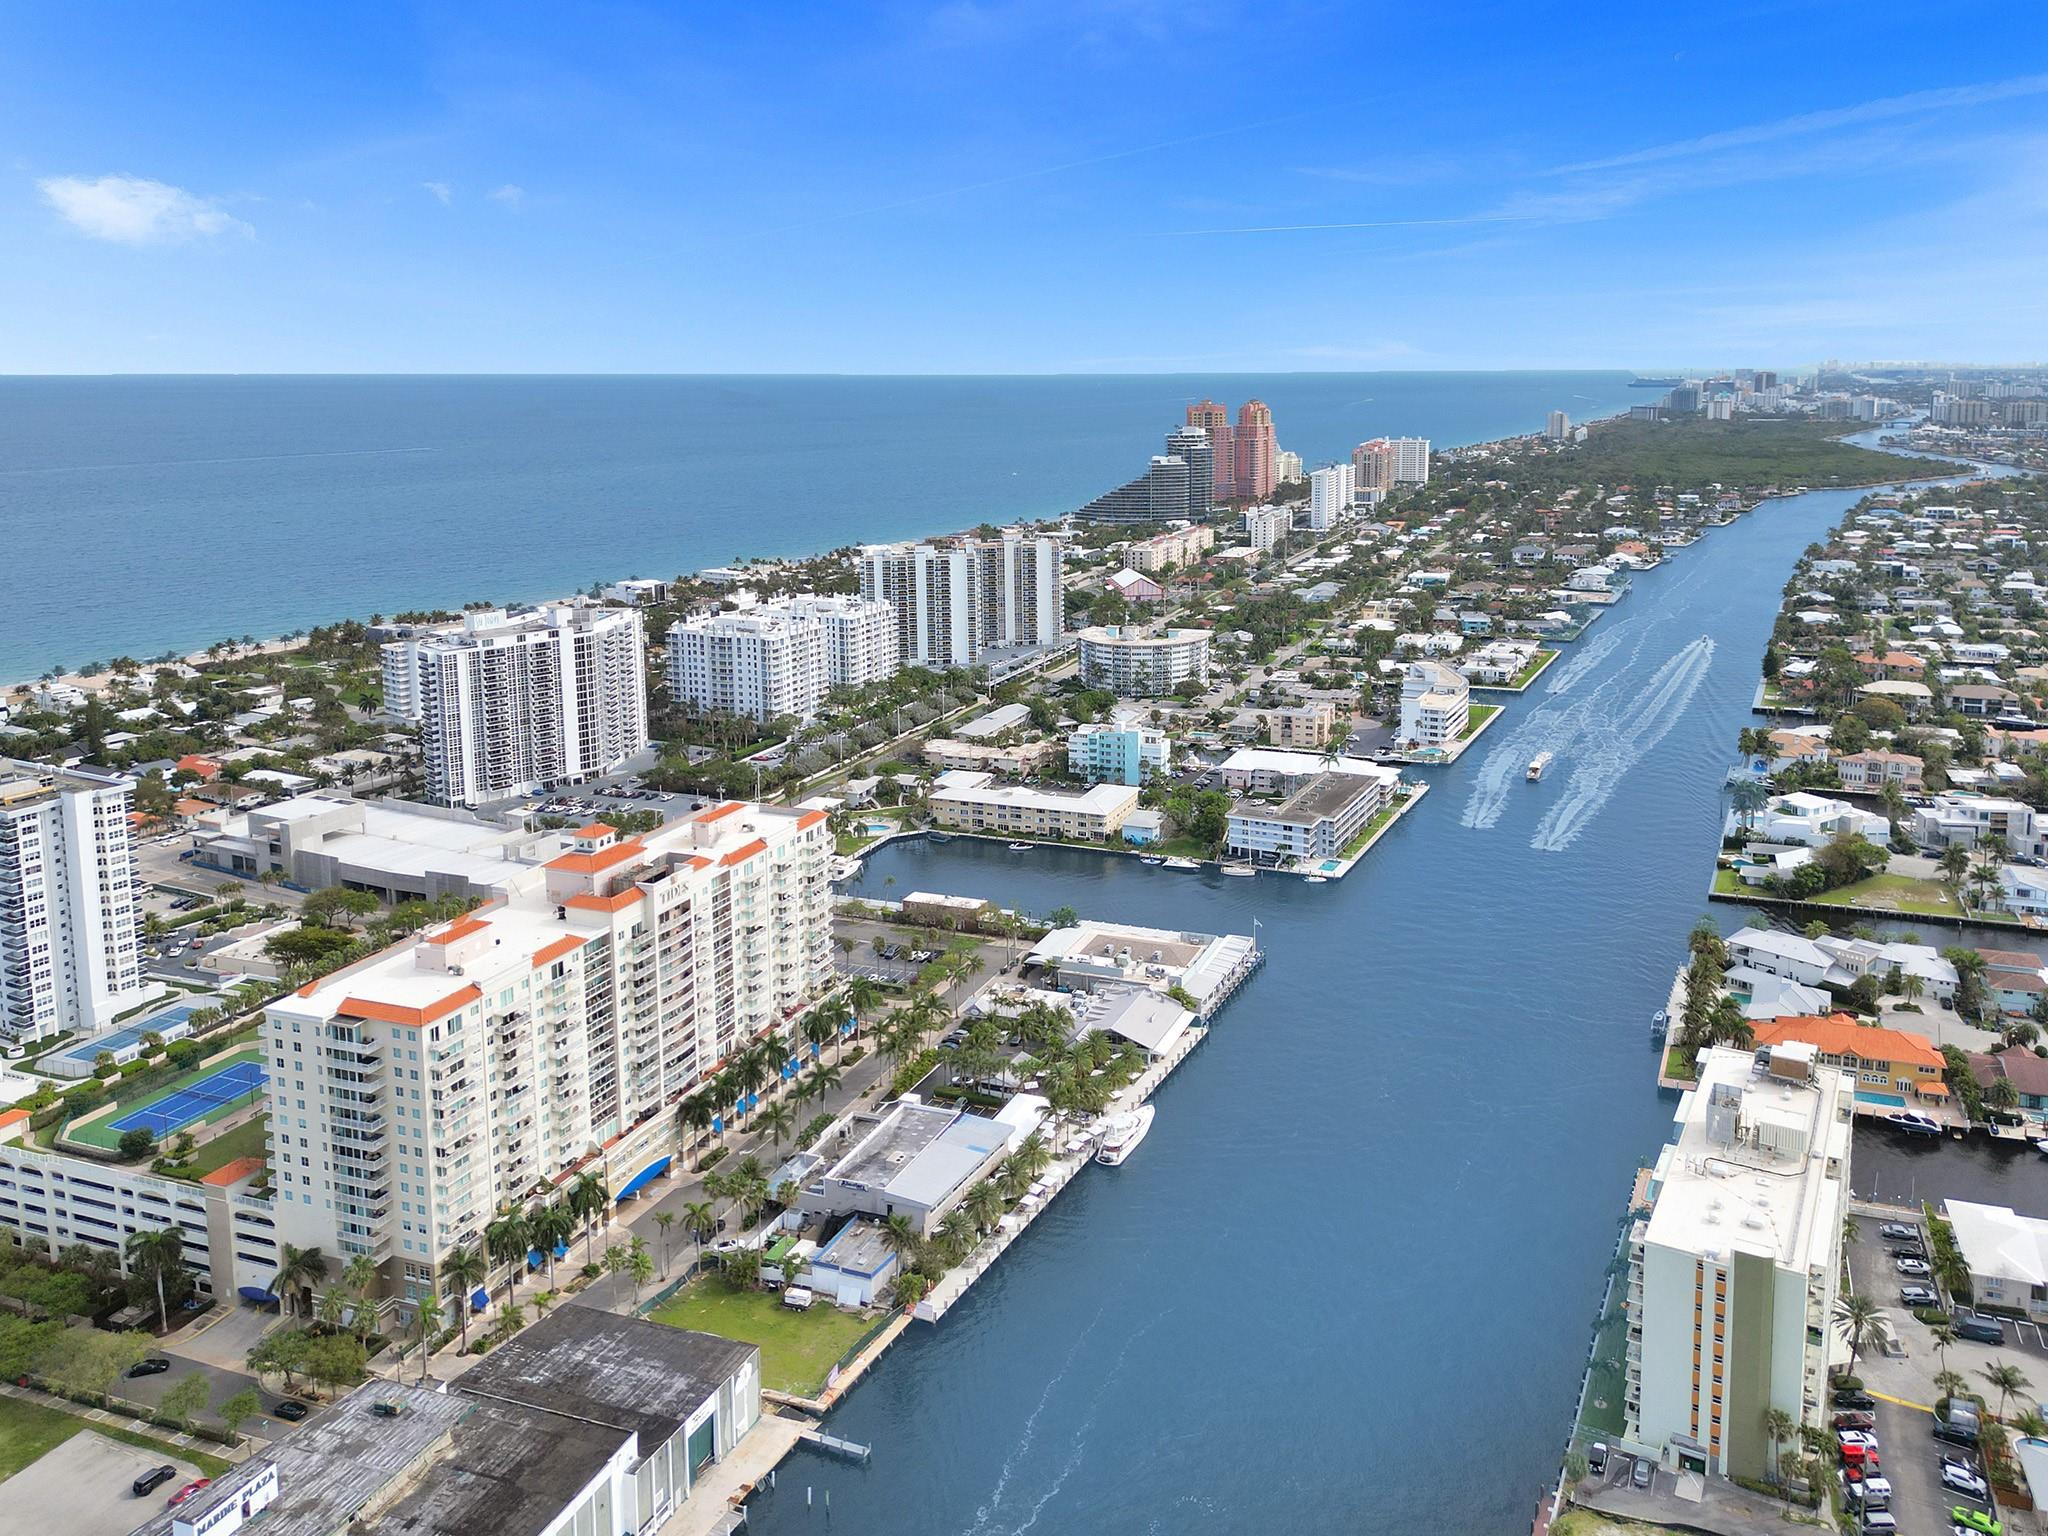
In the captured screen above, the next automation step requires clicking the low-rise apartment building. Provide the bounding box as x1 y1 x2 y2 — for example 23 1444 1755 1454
1127 523 1215 574
928 771 1139 842
1067 711 1171 785
921 738 1059 775
1625 1045 1853 1480
1396 660 1469 750
1225 766 1396 865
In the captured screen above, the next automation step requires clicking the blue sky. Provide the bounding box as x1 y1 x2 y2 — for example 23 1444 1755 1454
4 2 2046 373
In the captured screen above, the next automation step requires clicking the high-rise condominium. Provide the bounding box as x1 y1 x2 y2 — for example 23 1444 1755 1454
1353 439 1394 495
0 760 151 1044
666 595 898 725
263 802 833 1304
1307 464 1355 531
1390 436 1431 485
1234 399 1277 502
1185 400 1235 499
856 533 1065 669
393 602 650 808
1162 427 1215 520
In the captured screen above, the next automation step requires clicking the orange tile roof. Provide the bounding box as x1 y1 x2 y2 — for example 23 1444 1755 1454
172 797 214 816
719 837 767 867
200 1156 266 1187
1752 1014 1944 1072
0 1107 29 1132
338 983 480 1028
544 837 644 875
694 801 744 823
572 822 617 838
565 888 643 914
421 915 491 946
531 934 585 968
175 754 221 778
796 810 828 830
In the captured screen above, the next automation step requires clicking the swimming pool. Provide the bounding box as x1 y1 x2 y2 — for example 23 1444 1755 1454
1855 1089 1907 1108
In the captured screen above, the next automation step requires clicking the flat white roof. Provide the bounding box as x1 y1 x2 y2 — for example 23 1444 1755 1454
1946 1200 2048 1287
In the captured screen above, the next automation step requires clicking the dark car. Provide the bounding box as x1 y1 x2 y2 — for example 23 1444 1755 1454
1834 1388 1877 1410
132 1465 175 1497
1631 1456 1654 1490
272 1400 309 1422
1901 1283 1940 1307
1954 1312 2005 1345
126 1356 172 1378
1587 1442 1608 1476
1834 1410 1877 1431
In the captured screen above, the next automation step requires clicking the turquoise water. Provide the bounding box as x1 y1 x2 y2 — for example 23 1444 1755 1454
0 372 1641 680
1856 1089 1908 1107
742 462 1994 1536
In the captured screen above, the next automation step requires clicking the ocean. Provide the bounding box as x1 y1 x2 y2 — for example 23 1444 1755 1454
0 372 1641 681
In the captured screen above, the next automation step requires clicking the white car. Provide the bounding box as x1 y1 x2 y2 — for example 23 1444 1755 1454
1895 1256 1932 1276
1847 1475 1893 1506
1941 1463 1990 1500
1837 1430 1880 1451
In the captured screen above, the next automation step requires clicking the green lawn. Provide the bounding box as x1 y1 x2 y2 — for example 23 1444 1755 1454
1578 1301 1633 1440
646 1280 878 1396
1662 1045 1697 1082
1510 649 1559 688
0 1395 231 1482
1710 867 1746 894
1460 703 1501 740
182 1114 268 1178
1808 871 1976 917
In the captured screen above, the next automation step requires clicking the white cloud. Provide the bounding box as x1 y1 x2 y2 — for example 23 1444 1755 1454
423 181 453 205
37 173 251 244
487 183 525 209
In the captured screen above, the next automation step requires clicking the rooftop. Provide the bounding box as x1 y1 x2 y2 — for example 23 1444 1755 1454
1944 1200 2048 1287
1238 770 1386 828
360 1396 629 1536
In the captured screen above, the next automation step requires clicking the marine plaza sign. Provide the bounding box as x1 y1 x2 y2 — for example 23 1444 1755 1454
173 1462 281 1536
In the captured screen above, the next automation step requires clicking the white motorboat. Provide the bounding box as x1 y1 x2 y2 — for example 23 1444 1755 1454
1006 841 1033 851
1095 1104 1155 1166
1527 751 1553 782
1303 875 1329 883
1220 864 1256 877
1163 857 1200 870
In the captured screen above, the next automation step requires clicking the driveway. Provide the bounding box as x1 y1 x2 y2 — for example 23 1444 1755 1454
6 1429 210 1536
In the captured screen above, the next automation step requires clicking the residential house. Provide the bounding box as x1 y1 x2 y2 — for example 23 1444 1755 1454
1747 1014 1949 1111
1751 792 1890 849
1836 751 1924 793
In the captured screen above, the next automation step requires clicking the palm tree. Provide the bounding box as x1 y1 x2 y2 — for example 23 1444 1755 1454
678 1094 716 1166
934 1207 976 1264
627 1238 655 1304
270 1243 327 1323
531 1203 575 1284
807 998 848 1063
1727 776 1768 831
681 1201 717 1272
756 1101 796 1148
1835 1290 1881 1376
807 1058 843 1101
485 1210 530 1307
1936 1367 1968 1404
125 1227 185 1329
1983 1361 2032 1421
1763 1405 1796 1483
654 1211 676 1279
964 1179 1005 1233
846 976 883 1032
1930 1322 1958 1373
439 1245 486 1351
571 1171 609 1262
341 1253 380 1342
410 1293 443 1384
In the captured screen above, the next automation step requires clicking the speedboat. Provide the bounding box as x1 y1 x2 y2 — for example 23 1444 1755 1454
1163 857 1200 870
1220 865 1256 878
1138 855 1165 865
1889 1112 1942 1137
1095 1104 1155 1166
1304 875 1329 883
1527 751 1554 782
1006 841 1033 851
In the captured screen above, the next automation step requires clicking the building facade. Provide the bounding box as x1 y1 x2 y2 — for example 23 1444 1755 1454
1186 400 1235 499
0 761 151 1044
1076 625 1212 695
856 533 1065 669
402 604 649 807
1243 506 1291 553
1353 439 1394 495
262 802 832 1304
1397 661 1469 749
1234 399 1277 502
928 772 1138 841
665 595 897 725
1127 523 1215 574
1307 464 1355 531
1067 710 1171 785
1226 768 1394 864
1390 436 1431 484
1625 1046 1852 1480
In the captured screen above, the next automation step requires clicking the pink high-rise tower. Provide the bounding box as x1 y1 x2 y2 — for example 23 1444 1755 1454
1186 400 1235 500
1234 399 1276 502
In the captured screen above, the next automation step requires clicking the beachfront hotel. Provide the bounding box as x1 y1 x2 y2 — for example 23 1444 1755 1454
262 801 833 1305
665 594 898 725
1624 1045 1853 1481
0 759 153 1044
855 531 1065 670
387 602 650 807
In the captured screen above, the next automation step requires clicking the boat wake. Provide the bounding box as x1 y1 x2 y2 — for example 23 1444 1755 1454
1529 636 1715 852
1543 620 1631 695
1459 632 1715 842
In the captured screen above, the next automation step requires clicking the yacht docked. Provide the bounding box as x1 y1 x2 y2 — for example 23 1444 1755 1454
1095 1104 1155 1165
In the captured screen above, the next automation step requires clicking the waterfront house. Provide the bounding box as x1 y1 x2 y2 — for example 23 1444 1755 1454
1909 793 2038 852
1978 947 2048 1016
1764 730 1830 772
1997 863 2048 920
1858 679 1934 716
1948 683 2024 718
1835 750 1925 793
1747 1014 1948 1109
1750 792 1889 849
1966 1047 2048 1124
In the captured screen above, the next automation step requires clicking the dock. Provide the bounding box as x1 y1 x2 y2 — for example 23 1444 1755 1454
798 1429 871 1463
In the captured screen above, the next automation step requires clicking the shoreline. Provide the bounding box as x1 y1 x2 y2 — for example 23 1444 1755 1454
1 392 1646 698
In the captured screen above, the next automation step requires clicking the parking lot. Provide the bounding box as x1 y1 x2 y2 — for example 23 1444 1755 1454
1843 1205 2025 1536
6 1426 211 1536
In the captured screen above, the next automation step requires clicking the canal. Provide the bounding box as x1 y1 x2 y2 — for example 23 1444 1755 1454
747 472 1985 1536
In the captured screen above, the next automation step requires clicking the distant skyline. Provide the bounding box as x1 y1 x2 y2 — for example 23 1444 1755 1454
4 3 2047 374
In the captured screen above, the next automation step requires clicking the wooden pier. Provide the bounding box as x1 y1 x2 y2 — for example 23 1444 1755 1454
799 1429 872 1463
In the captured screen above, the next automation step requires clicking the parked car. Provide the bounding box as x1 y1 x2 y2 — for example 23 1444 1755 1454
1630 1456 1653 1490
1950 1507 2001 1536
166 1480 211 1508
272 1400 309 1422
1857 1513 1897 1534
132 1466 175 1497
1847 1475 1893 1510
1941 1462 1990 1500
1901 1283 1940 1307
1837 1430 1880 1451
1834 1388 1877 1410
1879 1222 1917 1240
1841 1443 1881 1472
1587 1443 1608 1476
1833 1410 1877 1431
1888 1242 1925 1259
126 1356 172 1378
1895 1256 1932 1277
1954 1312 2005 1345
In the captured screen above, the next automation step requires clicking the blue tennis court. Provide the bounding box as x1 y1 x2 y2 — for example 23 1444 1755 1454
109 1060 267 1137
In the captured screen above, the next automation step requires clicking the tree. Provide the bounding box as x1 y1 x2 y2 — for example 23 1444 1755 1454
485 1210 531 1308
246 1327 311 1390
37 1327 152 1403
681 1200 717 1272
1983 1361 2031 1421
340 1253 380 1342
678 1095 716 1166
439 1245 486 1351
303 1333 367 1392
160 1370 212 1431
1835 1290 1882 1376
270 1244 327 1322
571 1172 609 1262
654 1211 676 1279
531 1202 575 1284
756 1100 796 1148
1763 1405 1796 1483
118 1126 157 1162
125 1226 189 1330
627 1238 655 1304
1048 905 1078 928
410 1293 444 1384
218 1387 261 1441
